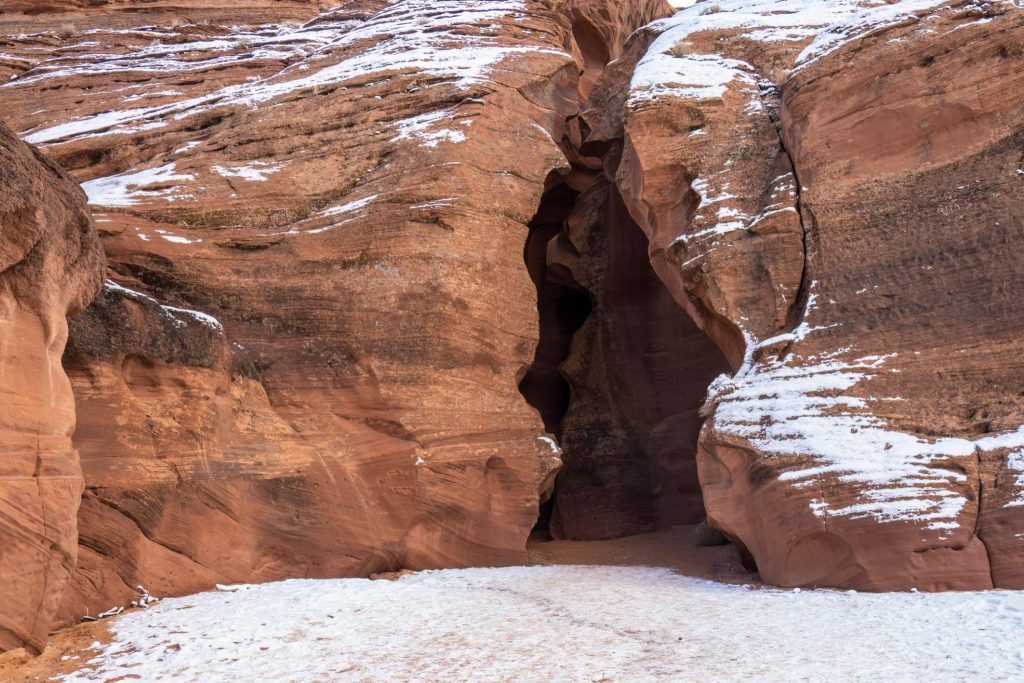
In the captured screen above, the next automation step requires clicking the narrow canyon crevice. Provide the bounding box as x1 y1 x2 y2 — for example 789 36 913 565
519 153 731 544
519 167 731 542
516 10 735 544
518 177 592 437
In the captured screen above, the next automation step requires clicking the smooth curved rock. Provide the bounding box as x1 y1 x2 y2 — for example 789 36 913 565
0 0 668 631
607 0 1024 589
0 120 103 652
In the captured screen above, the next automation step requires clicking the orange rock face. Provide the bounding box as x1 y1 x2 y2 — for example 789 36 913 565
0 121 104 652
0 0 669 632
2 0 1024 654
602 0 1024 589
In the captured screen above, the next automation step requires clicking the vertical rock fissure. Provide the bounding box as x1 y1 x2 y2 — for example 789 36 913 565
973 447 996 588
518 177 592 438
522 4 730 542
771 89 814 339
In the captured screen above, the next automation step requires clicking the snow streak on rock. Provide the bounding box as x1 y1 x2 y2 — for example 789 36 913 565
16 1 561 146
103 280 222 331
81 163 194 207
707 287 1024 533
629 0 961 106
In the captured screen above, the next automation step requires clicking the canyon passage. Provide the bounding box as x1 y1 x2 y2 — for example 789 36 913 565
1 0 1024 676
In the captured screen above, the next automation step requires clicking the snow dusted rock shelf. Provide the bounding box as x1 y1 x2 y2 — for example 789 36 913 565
60 566 1024 681
596 0 1024 589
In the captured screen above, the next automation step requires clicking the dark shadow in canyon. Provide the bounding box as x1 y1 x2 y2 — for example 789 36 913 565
519 171 731 543
519 178 592 436
518 8 731 547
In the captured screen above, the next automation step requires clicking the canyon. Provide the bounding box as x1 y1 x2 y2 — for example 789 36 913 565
0 0 1022 657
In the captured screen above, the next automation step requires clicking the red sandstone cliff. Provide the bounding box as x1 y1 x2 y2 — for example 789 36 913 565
2 0 1024 656
0 0 670 639
0 121 104 652
601 0 1024 589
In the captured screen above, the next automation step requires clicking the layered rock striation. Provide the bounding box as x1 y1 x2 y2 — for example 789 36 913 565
0 121 104 652
2 1 1024 655
1 0 670 634
599 0 1024 588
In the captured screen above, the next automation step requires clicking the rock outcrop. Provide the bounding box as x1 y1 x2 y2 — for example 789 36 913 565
2 0 1024 653
0 121 103 652
599 0 1024 589
0 0 670 630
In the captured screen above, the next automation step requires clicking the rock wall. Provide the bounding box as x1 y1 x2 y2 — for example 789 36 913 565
0 0 669 632
3 1 1023 654
0 121 103 652
601 0 1024 589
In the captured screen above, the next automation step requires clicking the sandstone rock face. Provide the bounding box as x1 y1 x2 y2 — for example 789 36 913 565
3 0 1023 652
603 0 1024 589
0 121 103 652
0 0 669 629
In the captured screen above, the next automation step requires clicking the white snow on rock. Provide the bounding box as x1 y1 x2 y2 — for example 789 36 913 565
392 110 469 148
1005 450 1024 508
630 0 961 106
18 1 565 145
674 172 797 258
81 163 194 207
630 53 756 105
318 194 379 220
706 286 1024 533
61 566 1024 682
103 280 222 331
162 306 223 331
708 350 974 531
211 161 284 182
154 229 202 245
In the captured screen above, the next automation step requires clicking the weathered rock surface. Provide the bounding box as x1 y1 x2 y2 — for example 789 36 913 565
3 0 1024 653
602 0 1024 589
0 121 103 652
0 0 669 631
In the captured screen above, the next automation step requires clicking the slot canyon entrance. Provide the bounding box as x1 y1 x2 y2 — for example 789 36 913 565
519 172 732 544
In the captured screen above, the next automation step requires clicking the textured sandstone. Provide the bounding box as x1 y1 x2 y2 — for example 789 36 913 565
0 121 104 652
2 2 1023 658
0 0 669 630
603 0 1024 589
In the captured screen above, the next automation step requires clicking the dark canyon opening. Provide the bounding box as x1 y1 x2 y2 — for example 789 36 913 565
517 12 732 546
519 171 732 543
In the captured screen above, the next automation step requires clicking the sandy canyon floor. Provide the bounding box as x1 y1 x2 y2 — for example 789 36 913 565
3 527 1022 682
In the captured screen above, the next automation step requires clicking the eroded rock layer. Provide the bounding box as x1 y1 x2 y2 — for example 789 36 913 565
0 0 669 630
0 121 103 652
601 0 1024 589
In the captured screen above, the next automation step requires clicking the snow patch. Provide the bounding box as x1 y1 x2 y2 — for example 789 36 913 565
103 280 221 331
629 0 954 107
19 1 564 146
708 284 1024 532
211 161 283 182
630 53 756 105
392 110 469 148
81 163 194 207
318 194 379 220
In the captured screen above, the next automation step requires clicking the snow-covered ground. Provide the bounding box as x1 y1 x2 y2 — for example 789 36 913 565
63 566 1024 682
